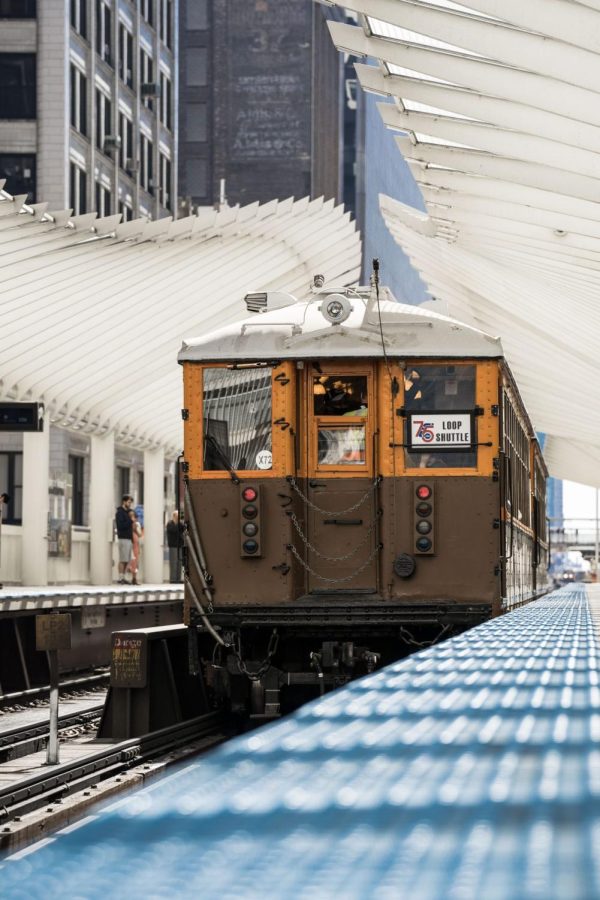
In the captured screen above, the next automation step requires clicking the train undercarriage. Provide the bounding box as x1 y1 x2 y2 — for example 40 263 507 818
194 600 490 718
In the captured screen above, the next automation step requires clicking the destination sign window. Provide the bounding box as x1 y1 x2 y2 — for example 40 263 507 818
403 365 477 469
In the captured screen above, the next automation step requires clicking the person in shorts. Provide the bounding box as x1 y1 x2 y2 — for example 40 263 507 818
115 494 133 584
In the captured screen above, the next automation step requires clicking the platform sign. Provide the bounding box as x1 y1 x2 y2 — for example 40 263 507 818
81 607 107 630
35 613 72 651
408 412 474 451
111 632 148 688
0 402 44 432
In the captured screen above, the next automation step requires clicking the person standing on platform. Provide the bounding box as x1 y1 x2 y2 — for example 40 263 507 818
115 494 133 584
166 510 183 583
128 509 143 586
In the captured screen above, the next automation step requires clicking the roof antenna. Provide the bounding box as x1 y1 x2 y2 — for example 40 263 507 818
371 257 380 289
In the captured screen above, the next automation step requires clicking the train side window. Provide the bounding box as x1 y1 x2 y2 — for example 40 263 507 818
404 364 477 469
202 366 272 472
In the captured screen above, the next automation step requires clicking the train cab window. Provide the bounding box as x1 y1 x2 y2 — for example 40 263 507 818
313 375 368 416
202 366 272 472
404 364 477 469
318 425 366 465
312 373 370 469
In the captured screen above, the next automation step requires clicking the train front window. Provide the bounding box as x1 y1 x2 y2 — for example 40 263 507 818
313 375 368 416
404 364 477 469
318 425 366 465
203 367 272 472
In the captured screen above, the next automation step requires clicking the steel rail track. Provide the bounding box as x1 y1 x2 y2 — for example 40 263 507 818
0 704 105 763
0 671 109 710
0 710 226 824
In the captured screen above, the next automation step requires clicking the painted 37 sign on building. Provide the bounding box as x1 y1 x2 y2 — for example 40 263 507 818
409 412 474 451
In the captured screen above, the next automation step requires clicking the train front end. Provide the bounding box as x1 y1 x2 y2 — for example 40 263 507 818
179 286 547 715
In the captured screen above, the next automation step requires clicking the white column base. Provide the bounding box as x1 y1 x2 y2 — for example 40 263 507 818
21 427 51 586
90 433 115 585
143 447 165 584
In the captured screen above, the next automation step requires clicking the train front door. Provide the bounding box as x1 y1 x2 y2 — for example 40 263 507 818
305 365 379 594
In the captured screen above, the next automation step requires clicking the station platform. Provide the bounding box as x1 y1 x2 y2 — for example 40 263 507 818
0 583 183 615
1 584 598 899
0 585 184 696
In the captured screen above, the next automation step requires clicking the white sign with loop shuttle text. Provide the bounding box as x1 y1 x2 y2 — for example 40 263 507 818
409 413 473 450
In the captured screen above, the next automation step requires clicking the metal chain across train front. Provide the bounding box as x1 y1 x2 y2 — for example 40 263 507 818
286 475 381 516
287 540 383 584
289 510 382 562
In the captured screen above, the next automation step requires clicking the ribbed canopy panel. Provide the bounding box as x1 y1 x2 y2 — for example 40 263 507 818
0 191 360 456
327 1 600 485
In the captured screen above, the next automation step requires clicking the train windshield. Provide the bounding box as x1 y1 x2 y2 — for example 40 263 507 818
404 364 477 469
203 367 273 471
313 375 368 416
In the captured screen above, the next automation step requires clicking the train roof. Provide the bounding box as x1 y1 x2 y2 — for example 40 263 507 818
178 287 504 362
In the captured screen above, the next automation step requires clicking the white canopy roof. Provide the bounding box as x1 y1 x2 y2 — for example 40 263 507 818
0 191 360 456
327 0 600 486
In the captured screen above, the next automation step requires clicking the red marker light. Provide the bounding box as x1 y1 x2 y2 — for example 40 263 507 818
416 485 432 500
242 487 257 502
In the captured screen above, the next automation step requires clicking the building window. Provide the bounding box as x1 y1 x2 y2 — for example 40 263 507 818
140 0 153 26
186 102 207 142
0 452 22 525
95 89 112 152
95 0 112 65
68 455 85 526
159 72 172 130
0 153 35 201
140 48 155 111
95 180 111 216
118 24 134 89
159 152 171 210
0 54 36 119
118 112 133 171
159 0 172 48
140 134 154 193
119 200 133 221
186 0 207 30
184 157 207 199
0 0 36 17
118 466 130 499
69 162 87 214
185 49 207 87
70 64 88 135
70 0 87 38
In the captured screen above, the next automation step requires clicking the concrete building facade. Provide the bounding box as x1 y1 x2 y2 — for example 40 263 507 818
0 0 178 219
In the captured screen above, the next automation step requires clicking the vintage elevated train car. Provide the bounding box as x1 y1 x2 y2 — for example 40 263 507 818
178 281 549 715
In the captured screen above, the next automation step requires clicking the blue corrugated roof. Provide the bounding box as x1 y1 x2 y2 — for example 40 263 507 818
1 585 598 899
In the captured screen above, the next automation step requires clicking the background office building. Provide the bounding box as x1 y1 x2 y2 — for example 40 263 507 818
0 0 178 220
178 0 346 211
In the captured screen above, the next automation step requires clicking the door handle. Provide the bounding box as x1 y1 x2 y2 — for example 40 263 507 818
309 480 327 488
323 519 363 526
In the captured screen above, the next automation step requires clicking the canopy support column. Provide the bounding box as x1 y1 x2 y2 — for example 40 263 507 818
21 426 50 586
143 447 165 584
90 432 115 585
